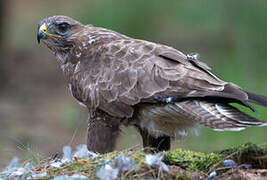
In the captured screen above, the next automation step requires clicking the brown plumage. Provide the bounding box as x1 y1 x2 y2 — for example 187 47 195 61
37 16 267 153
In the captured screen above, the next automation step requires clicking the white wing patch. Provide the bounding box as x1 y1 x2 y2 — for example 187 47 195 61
215 104 263 125
213 128 246 131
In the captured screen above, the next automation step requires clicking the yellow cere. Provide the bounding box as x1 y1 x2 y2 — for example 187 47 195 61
40 24 47 33
40 23 61 38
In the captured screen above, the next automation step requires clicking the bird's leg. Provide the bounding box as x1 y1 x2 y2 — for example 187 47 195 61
87 110 120 154
136 126 171 152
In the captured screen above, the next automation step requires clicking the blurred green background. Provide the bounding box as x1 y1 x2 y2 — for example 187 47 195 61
0 0 267 168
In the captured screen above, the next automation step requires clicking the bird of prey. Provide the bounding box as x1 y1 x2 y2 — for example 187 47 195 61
37 16 267 153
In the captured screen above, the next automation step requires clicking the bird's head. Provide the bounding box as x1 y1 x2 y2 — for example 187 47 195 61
37 16 83 51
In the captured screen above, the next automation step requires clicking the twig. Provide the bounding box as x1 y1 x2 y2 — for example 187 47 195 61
68 114 85 146
123 144 141 152
208 151 238 174
122 168 135 178
215 166 234 171
133 169 154 178
157 167 163 180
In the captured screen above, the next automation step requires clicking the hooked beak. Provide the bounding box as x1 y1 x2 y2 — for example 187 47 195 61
37 23 61 44
37 24 47 44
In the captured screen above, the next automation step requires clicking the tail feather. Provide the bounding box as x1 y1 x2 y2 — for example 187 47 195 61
245 91 267 107
136 99 266 138
174 100 267 131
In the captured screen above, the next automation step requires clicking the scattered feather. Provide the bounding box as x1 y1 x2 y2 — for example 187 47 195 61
114 155 136 173
0 157 35 179
145 154 169 172
50 160 64 168
6 157 19 170
10 167 27 176
96 164 119 180
223 159 237 167
208 170 216 180
31 172 47 178
52 174 88 180
73 144 98 160
238 164 251 169
61 146 72 163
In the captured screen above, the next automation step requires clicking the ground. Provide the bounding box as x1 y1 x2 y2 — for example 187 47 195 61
1 142 266 179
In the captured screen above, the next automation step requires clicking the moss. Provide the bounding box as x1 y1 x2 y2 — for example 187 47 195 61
163 143 267 172
164 149 222 172
103 149 146 166
44 158 99 179
175 174 192 180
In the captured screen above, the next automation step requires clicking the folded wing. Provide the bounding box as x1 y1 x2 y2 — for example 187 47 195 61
75 38 267 122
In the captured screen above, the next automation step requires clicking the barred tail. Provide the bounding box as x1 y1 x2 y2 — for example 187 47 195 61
173 100 267 131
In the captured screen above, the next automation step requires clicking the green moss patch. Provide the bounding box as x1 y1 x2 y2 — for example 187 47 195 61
164 142 267 173
164 149 222 172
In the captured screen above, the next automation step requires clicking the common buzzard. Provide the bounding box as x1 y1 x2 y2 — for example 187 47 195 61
37 16 267 153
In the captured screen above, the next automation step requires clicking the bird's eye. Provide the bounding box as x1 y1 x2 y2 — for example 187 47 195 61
56 22 70 34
